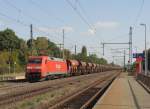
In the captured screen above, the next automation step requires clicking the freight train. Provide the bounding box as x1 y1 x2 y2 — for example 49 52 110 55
25 56 121 81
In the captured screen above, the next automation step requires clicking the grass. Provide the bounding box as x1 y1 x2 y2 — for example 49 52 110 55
11 83 81 109
6 73 103 109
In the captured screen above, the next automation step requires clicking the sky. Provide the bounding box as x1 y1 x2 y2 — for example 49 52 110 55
0 0 149 65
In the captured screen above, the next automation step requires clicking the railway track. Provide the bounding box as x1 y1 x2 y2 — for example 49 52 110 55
0 72 106 92
48 72 120 109
0 71 118 108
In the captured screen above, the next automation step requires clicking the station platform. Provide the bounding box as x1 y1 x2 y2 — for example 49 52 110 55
93 73 150 109
0 75 25 81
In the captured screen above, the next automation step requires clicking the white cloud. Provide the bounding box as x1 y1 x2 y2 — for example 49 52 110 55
82 21 120 36
88 29 96 35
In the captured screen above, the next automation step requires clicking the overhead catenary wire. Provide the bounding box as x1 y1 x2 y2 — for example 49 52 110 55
132 0 145 27
65 0 96 32
75 0 95 30
30 0 66 24
1 0 85 51
0 11 29 27
2 0 41 24
0 11 71 46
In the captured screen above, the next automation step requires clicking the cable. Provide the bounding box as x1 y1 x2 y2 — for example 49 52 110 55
133 0 145 27
0 0 95 54
65 0 96 32
30 0 66 24
28 0 84 47
76 0 95 30
1 0 83 49
106 33 129 42
0 12 29 27
2 0 52 25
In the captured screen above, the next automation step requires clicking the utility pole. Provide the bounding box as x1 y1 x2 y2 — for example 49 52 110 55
101 27 132 70
75 45 77 55
101 42 129 56
124 50 126 71
62 29 65 59
102 43 104 55
8 48 11 73
129 27 133 66
140 23 148 75
111 48 127 70
57 43 63 57
30 24 33 56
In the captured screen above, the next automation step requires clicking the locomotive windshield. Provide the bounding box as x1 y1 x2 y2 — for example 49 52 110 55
28 58 42 64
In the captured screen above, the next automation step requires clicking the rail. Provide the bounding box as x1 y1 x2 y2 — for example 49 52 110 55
49 72 120 109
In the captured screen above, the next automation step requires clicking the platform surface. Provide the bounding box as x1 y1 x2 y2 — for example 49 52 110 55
93 73 150 109
0 75 25 81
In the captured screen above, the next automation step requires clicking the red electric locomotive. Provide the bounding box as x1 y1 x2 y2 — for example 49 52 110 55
26 56 68 81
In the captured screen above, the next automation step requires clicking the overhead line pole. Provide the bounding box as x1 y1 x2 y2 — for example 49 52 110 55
75 45 77 55
101 42 129 56
62 29 65 59
124 50 126 71
101 27 133 70
30 24 33 56
113 55 126 67
129 27 133 65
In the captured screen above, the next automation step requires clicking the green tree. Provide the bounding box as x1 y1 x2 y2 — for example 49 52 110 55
98 58 107 64
64 49 71 59
35 37 49 55
81 46 87 57
48 40 61 57
18 39 28 65
0 28 20 51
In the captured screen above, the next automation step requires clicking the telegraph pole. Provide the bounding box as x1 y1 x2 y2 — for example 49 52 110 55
102 43 104 55
101 42 129 56
57 43 63 57
62 29 65 59
124 50 126 71
111 48 127 70
75 45 77 55
140 23 148 75
8 48 11 73
129 27 133 65
30 24 33 56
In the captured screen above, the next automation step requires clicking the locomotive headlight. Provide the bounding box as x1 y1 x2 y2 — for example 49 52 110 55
34 66 41 69
27 66 32 69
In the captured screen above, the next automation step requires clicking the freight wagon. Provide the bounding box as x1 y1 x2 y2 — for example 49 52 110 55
26 56 121 82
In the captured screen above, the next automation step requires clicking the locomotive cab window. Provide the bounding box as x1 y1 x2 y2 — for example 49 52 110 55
28 58 42 64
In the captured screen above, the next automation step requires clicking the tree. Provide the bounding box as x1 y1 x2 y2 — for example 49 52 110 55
87 54 97 63
98 58 107 64
18 39 28 65
35 37 49 55
48 40 61 57
64 49 71 59
0 28 20 51
35 37 48 50
81 46 87 57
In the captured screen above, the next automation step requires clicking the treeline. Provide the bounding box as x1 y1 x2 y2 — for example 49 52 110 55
0 28 108 74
